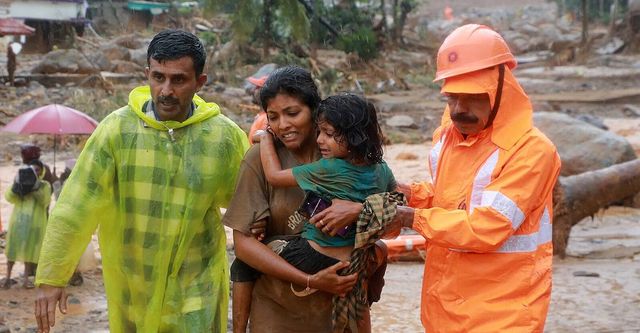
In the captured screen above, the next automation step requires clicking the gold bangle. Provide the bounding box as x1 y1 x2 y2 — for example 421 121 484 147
290 275 316 297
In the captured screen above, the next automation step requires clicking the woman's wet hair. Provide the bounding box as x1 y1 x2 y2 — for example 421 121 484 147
259 66 320 116
147 29 206 77
318 93 384 165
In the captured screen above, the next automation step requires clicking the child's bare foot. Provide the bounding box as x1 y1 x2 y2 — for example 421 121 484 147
0 278 11 289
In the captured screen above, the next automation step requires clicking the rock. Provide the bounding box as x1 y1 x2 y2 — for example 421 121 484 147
534 112 637 176
386 115 417 129
129 48 148 67
572 271 600 277
85 51 112 72
396 152 419 160
100 44 131 62
31 49 99 74
574 114 608 130
112 34 144 49
623 104 640 118
110 60 144 74
213 41 238 66
596 37 625 55
26 82 47 101
221 87 248 99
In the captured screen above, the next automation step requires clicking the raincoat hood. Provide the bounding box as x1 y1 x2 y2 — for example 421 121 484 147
128 85 220 130
442 66 533 150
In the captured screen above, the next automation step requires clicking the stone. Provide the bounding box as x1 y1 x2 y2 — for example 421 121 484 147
534 112 637 176
31 49 99 74
386 115 417 129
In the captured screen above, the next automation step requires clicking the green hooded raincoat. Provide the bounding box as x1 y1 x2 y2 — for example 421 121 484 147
5 179 51 263
35 86 249 332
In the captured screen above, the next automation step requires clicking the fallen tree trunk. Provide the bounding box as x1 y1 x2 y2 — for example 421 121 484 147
553 158 640 257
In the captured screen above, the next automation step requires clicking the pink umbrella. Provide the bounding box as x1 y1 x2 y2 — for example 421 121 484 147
2 104 99 173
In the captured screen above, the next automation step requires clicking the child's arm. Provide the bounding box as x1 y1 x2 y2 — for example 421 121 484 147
259 133 298 187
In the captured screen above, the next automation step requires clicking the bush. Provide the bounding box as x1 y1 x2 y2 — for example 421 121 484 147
337 27 379 61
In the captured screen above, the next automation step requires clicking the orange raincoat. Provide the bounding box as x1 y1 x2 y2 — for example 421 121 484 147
410 66 561 332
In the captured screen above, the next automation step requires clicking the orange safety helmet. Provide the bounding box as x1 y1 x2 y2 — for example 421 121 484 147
434 24 517 82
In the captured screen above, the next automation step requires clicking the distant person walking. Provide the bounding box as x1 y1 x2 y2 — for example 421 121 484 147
2 160 51 289
6 42 19 86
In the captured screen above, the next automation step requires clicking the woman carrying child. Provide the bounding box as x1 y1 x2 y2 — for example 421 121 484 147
255 92 399 332
224 66 391 333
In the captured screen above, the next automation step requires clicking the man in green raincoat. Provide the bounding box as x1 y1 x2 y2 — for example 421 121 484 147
34 29 249 333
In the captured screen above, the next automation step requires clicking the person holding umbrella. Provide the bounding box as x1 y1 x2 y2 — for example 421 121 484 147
33 29 249 332
2 160 52 289
20 144 57 188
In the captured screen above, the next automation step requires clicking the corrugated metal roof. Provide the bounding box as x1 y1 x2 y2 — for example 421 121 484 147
0 18 35 35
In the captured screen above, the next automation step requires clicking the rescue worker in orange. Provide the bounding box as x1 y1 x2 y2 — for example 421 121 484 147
304 23 560 332
391 24 561 332
246 75 269 144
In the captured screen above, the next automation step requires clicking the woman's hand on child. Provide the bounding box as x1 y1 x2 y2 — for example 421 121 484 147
309 199 363 236
310 261 357 297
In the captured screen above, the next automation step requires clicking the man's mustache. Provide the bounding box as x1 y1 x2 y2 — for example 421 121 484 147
450 112 479 124
158 95 179 105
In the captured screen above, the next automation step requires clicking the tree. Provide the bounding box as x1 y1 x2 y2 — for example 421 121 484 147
204 0 310 58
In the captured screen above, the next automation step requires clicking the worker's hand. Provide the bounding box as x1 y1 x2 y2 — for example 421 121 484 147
310 261 357 297
249 218 267 241
35 284 68 333
309 199 363 236
396 183 412 203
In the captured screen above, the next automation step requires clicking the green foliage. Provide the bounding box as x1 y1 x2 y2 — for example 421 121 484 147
279 0 310 41
203 0 309 45
270 50 310 68
405 72 440 90
337 27 379 61
231 0 261 43
556 0 628 22
198 31 219 47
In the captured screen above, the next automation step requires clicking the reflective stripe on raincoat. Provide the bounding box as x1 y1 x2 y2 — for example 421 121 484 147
5 180 51 263
35 86 249 332
410 66 561 332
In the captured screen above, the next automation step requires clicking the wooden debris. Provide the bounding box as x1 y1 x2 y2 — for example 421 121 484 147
553 159 640 257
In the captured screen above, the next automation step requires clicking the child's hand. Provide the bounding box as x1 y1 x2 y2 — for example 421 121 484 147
249 218 267 241
251 129 269 144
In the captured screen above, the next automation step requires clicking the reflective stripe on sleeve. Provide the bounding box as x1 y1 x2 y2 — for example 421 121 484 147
469 149 499 214
449 206 552 253
480 191 525 230
430 135 445 182
496 207 552 253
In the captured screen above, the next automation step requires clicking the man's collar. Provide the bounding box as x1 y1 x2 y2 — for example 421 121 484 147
145 100 195 121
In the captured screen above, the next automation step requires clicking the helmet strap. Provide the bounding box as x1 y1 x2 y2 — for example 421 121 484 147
485 64 504 129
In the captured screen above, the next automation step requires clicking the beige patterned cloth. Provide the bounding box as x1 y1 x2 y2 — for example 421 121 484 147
332 191 406 333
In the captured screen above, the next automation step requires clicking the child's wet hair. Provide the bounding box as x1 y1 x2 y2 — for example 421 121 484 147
317 93 384 165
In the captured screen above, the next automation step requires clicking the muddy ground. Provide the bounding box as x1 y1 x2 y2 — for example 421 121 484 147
1 0 640 332
1 143 640 332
